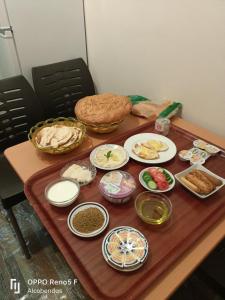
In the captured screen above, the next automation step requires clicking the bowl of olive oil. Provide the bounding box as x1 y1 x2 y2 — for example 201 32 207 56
135 192 172 225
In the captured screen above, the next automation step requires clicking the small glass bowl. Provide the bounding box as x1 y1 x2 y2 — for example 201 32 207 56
178 150 192 161
99 171 136 204
205 144 220 156
45 178 80 207
193 139 207 150
135 191 172 225
60 159 97 186
190 156 205 165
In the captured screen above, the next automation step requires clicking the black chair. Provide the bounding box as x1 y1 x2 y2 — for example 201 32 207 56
0 75 44 259
32 58 95 118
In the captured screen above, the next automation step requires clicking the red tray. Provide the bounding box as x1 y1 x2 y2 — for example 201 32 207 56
25 121 225 300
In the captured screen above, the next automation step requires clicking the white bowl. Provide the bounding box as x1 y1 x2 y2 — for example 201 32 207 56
47 197 77 207
45 178 80 207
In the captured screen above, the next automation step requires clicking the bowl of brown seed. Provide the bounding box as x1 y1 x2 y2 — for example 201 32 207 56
67 202 109 238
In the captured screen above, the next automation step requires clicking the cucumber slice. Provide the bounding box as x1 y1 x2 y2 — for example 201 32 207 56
143 174 151 181
142 171 157 189
142 171 153 183
163 170 173 184
147 180 157 190
168 178 173 184
143 171 152 178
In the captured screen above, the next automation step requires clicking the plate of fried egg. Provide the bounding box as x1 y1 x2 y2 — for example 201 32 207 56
124 133 177 163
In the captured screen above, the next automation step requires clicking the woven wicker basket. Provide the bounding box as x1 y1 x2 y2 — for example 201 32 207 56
78 118 124 133
28 117 86 154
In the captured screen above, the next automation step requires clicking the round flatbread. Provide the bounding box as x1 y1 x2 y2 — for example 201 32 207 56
75 93 132 124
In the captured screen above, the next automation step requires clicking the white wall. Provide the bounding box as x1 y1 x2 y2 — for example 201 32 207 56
85 0 225 137
0 38 21 79
5 0 87 84
0 0 20 79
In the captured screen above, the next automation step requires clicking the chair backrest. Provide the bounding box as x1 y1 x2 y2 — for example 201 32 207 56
0 75 44 151
32 58 95 118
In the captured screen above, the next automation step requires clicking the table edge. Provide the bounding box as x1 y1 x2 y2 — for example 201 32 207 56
4 115 225 299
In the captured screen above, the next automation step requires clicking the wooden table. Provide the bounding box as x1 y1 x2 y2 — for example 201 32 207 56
4 115 225 300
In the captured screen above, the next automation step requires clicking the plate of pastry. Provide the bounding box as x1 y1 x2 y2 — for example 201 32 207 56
175 164 225 198
124 133 177 164
102 226 148 272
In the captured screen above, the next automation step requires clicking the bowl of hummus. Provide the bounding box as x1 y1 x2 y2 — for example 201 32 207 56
90 144 129 170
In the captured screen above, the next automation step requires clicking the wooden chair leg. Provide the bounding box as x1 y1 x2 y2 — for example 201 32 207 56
7 207 31 259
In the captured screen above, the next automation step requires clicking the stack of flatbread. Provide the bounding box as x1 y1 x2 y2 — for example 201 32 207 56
35 124 82 149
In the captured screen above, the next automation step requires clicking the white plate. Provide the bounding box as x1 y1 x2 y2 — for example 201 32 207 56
124 133 177 164
139 167 175 193
90 144 129 170
175 164 225 199
67 202 109 238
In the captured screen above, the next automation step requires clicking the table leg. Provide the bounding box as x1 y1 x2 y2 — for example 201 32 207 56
7 207 31 259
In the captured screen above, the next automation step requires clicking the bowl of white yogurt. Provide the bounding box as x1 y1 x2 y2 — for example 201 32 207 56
45 178 80 207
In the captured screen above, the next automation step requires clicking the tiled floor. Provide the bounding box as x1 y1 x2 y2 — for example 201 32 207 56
0 201 90 300
0 201 224 300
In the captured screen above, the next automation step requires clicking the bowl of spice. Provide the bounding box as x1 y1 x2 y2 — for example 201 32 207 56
67 202 109 238
45 178 80 207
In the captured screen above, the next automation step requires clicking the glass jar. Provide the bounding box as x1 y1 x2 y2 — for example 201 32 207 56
155 117 170 136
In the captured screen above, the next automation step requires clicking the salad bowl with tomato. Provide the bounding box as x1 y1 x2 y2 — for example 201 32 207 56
139 167 175 193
